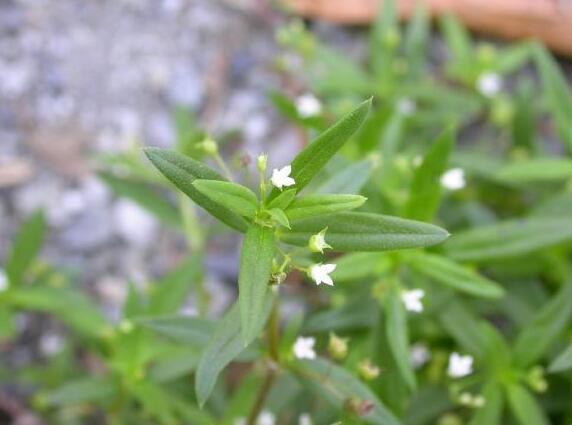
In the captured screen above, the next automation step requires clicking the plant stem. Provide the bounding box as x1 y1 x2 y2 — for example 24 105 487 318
246 292 281 424
213 152 234 182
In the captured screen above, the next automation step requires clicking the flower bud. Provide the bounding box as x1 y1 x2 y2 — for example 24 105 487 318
308 228 332 253
328 332 349 361
198 136 218 155
526 366 548 393
257 154 268 173
358 358 380 381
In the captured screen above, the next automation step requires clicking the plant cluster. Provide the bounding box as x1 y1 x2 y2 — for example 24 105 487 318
2 2 572 425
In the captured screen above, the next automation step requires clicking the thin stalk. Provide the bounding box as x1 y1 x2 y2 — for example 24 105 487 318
213 152 234 182
246 292 281 424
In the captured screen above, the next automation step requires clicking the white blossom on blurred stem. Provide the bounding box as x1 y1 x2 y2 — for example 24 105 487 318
440 168 466 191
293 336 316 359
310 264 336 286
299 413 312 425
397 97 416 116
270 165 295 190
401 289 425 313
257 411 275 425
477 72 502 98
295 93 322 118
0 269 7 292
448 352 474 378
410 342 431 369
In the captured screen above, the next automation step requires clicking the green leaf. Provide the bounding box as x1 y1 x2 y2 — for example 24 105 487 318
410 253 504 299
303 294 378 333
404 3 430 76
332 252 390 283
267 188 296 210
438 299 489 359
495 158 572 183
445 218 572 261
440 14 473 80
148 254 203 315
549 343 572 373
294 358 402 425
506 384 550 425
404 128 455 221
238 224 275 343
46 377 116 406
315 157 377 195
5 210 46 286
513 281 572 368
385 286 417 391
268 208 291 229
280 212 449 252
139 316 215 346
7 287 108 338
195 298 272 407
98 171 181 228
533 44 572 151
268 99 372 200
193 179 259 219
469 382 504 425
285 194 366 221
143 148 248 232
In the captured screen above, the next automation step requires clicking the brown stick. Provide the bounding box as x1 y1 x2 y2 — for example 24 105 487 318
284 0 572 56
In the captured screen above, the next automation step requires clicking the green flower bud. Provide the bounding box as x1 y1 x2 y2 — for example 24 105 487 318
198 137 218 155
257 154 268 173
328 332 349 361
308 228 332 253
358 358 380 381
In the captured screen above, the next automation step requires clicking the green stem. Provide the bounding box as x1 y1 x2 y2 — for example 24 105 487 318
213 152 234 182
246 292 281 424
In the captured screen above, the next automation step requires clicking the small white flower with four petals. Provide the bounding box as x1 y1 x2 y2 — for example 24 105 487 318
293 336 317 359
310 263 336 286
271 165 295 190
295 93 322 118
401 289 425 313
440 167 466 191
448 352 474 378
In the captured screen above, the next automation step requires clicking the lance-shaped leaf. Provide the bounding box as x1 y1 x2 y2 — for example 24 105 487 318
404 128 455 222
445 218 572 261
409 253 504 299
285 194 366 221
495 158 572 183
193 180 258 219
294 358 402 425
268 98 372 200
506 384 550 425
385 286 417 391
267 188 296 210
5 210 46 287
46 377 116 407
195 298 272 407
144 148 248 232
99 171 181 228
239 224 275 343
279 212 449 252
549 343 572 373
469 382 504 425
139 316 215 346
513 281 572 368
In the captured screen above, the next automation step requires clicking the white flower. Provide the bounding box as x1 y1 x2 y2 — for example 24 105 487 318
410 342 431 369
440 168 466 190
40 333 64 356
401 289 425 313
310 264 336 286
293 336 316 359
234 418 246 425
0 269 8 292
448 352 474 378
295 93 322 118
477 72 502 98
257 411 275 425
308 228 332 253
270 165 295 190
299 413 312 425
397 97 416 116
